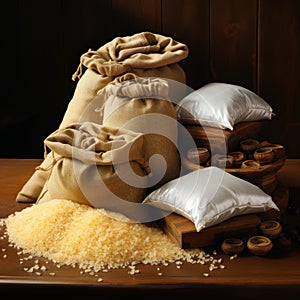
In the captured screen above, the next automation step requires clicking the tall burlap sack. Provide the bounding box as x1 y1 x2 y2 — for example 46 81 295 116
62 31 188 128
37 122 153 218
102 75 181 193
16 31 188 203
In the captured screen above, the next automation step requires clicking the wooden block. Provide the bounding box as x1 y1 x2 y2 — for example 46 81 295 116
161 213 261 249
160 183 289 249
182 121 264 154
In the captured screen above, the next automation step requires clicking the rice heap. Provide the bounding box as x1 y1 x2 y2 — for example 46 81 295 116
4 199 208 272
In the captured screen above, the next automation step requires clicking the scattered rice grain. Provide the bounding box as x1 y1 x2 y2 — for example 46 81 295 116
3 199 222 273
230 254 238 260
41 265 47 271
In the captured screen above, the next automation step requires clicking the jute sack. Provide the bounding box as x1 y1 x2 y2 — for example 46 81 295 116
16 31 188 203
37 122 151 218
61 31 188 128
102 75 181 193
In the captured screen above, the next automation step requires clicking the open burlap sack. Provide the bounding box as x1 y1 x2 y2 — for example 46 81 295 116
37 122 152 218
102 75 181 193
16 32 188 203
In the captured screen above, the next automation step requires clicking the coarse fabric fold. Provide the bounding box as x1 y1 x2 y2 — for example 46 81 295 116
37 122 150 215
16 32 188 204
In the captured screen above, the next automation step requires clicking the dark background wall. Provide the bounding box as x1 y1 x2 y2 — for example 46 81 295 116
2 0 299 158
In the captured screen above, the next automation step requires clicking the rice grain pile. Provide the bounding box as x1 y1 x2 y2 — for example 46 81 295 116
4 199 207 272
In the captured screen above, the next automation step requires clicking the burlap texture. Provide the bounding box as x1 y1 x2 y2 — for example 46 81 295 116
62 31 188 128
37 123 150 211
102 75 180 192
16 32 188 203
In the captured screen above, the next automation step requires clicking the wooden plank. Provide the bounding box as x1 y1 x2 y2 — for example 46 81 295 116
210 0 258 91
258 0 300 158
112 0 161 37
0 159 42 218
182 121 264 154
161 182 289 249
162 213 261 249
1 0 65 158
162 0 210 90
3 1 300 160
61 0 113 103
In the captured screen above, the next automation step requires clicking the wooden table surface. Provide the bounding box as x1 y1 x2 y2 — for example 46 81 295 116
0 159 299 298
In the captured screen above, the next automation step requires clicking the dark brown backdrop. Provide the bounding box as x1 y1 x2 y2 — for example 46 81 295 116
2 0 299 158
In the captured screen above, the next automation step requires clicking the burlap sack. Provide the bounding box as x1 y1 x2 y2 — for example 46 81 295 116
37 122 151 215
102 75 181 193
16 32 188 203
63 31 188 127
15 69 110 203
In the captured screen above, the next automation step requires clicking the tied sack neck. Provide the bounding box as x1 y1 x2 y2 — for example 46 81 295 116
72 31 189 80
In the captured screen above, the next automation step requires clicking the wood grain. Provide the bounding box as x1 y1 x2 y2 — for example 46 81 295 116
0 159 299 298
210 0 257 91
182 121 264 154
162 0 210 90
161 213 261 249
2 1 299 159
258 0 300 158
112 0 161 36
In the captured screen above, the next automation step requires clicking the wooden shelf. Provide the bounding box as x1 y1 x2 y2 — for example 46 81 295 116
183 155 286 194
